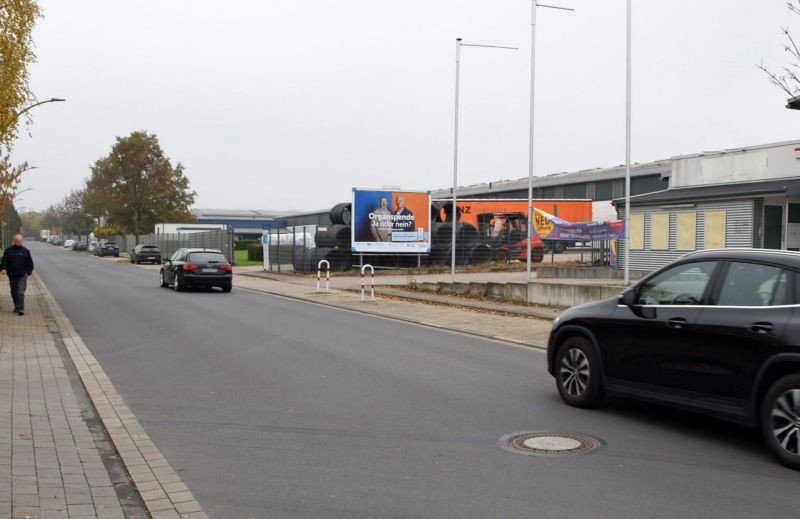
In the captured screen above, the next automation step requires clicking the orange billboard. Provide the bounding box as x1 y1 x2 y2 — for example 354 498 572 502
434 199 593 226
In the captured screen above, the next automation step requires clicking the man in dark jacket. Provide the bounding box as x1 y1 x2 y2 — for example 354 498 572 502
0 234 34 315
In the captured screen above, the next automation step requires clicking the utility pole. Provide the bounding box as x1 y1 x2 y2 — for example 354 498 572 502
526 2 574 284
451 39 518 285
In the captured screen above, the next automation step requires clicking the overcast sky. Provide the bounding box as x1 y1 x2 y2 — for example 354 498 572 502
10 0 800 212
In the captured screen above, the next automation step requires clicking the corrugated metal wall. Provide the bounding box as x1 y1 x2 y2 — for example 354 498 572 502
621 199 755 271
752 198 764 248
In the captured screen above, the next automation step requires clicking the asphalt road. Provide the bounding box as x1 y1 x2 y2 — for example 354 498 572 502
31 242 798 518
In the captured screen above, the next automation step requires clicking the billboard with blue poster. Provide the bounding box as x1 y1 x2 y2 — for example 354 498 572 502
351 188 432 253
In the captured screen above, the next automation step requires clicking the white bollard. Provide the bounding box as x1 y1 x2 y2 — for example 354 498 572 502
317 259 331 293
361 264 375 302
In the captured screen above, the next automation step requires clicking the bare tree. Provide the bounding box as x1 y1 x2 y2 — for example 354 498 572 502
759 2 800 99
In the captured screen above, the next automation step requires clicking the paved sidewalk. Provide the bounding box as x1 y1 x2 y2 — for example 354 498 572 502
1 275 208 519
234 272 554 348
370 286 560 320
0 276 126 519
233 264 624 288
239 270 561 319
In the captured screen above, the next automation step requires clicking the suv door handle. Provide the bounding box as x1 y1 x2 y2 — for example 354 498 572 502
749 322 774 334
667 317 688 329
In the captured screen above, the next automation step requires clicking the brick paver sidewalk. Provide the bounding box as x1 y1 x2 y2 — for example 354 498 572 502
0 276 126 518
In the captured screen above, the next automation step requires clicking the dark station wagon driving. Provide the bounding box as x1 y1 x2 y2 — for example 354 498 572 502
159 248 232 292
547 249 800 469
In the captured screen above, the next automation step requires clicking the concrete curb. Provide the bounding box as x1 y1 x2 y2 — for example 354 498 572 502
34 273 209 519
235 282 548 351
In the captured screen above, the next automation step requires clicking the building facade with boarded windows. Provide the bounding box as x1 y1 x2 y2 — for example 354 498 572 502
614 140 800 272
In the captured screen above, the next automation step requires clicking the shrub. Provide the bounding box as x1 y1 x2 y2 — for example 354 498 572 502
247 243 263 261
93 225 123 239
235 239 259 251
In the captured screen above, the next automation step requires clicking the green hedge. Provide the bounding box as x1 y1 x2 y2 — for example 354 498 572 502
235 239 259 251
247 243 263 261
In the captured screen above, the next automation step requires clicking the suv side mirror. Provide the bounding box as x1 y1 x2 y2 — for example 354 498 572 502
618 289 637 307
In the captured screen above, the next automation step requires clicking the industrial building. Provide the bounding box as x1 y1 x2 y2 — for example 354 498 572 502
613 139 800 271
277 160 672 229
198 139 800 273
191 208 299 237
430 161 670 222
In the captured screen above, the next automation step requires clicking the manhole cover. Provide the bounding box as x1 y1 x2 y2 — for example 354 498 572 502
499 432 603 456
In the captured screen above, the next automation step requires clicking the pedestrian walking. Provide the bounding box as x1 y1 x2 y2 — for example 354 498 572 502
0 234 34 316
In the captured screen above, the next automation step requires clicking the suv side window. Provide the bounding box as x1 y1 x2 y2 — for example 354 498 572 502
171 249 184 262
716 262 787 307
637 261 717 306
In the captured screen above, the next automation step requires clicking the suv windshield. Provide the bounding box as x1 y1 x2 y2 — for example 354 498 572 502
186 252 227 264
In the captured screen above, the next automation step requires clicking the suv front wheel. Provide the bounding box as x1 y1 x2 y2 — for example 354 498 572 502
760 374 800 470
555 336 604 408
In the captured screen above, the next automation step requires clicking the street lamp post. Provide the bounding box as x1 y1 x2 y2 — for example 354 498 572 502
1 98 66 140
451 38 518 284
525 2 574 284
624 0 632 284
14 98 66 119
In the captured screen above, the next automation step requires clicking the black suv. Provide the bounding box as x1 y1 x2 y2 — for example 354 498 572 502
95 241 120 257
159 248 232 292
547 249 800 469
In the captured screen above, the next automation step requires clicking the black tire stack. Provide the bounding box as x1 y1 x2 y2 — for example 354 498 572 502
429 201 546 266
429 222 478 266
316 200 544 268
308 203 353 272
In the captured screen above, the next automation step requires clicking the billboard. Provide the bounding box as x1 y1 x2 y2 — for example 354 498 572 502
352 189 432 253
433 199 593 226
533 208 625 241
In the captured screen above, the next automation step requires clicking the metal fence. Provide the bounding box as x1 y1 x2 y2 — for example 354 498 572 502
263 225 323 274
108 229 235 263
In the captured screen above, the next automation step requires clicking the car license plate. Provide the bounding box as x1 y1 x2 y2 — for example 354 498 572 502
201 268 218 273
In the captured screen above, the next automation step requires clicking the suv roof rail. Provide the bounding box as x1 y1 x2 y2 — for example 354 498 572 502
685 248 800 258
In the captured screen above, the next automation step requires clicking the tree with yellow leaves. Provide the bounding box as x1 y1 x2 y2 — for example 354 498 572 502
0 0 42 150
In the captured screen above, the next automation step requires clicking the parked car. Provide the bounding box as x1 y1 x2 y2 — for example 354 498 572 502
546 249 800 470
88 241 99 253
71 241 88 251
160 248 232 292
131 244 162 264
63 239 75 249
95 241 119 257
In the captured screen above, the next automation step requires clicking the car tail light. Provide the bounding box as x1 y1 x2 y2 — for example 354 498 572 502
220 264 232 272
183 263 199 271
